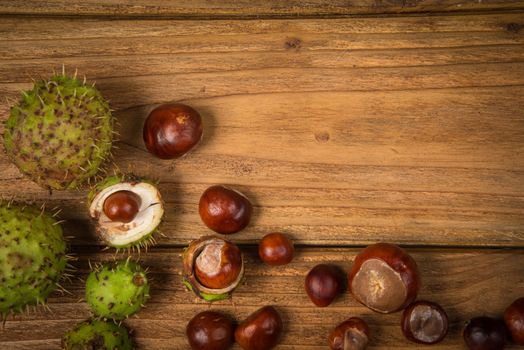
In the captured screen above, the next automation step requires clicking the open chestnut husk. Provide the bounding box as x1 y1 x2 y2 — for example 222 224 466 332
143 103 203 159
259 232 294 266
328 317 370 350
504 297 524 345
183 235 244 301
199 185 252 234
305 264 344 307
463 316 507 350
186 310 235 350
348 243 420 313
235 306 283 350
401 301 448 344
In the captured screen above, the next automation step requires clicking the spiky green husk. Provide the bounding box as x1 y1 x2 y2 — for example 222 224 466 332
88 174 162 250
62 319 133 350
85 260 149 320
3 73 113 190
0 202 67 319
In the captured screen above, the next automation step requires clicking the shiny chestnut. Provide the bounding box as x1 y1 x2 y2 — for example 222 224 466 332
194 238 243 289
186 310 235 350
103 190 141 223
199 185 252 234
183 236 245 301
328 317 370 350
259 233 294 266
401 301 448 344
348 243 420 313
235 306 283 350
305 264 344 307
143 103 203 159
504 297 524 345
463 316 507 350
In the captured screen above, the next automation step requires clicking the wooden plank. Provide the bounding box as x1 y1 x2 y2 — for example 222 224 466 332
1 247 523 349
0 13 523 247
1 0 524 17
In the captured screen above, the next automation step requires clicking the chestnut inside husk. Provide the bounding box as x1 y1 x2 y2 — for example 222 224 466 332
183 235 244 301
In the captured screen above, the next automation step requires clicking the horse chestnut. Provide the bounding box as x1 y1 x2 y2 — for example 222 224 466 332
328 317 370 350
186 310 235 350
183 236 245 301
143 103 203 159
103 190 141 223
194 238 242 289
348 243 420 313
401 301 448 344
504 297 524 345
258 233 294 266
463 316 507 350
305 264 344 307
199 185 252 234
235 306 283 350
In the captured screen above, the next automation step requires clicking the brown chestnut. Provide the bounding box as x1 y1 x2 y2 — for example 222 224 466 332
348 243 420 313
143 103 203 159
194 238 243 289
258 233 294 266
305 264 344 307
102 190 141 223
186 310 235 350
328 317 370 350
463 316 507 350
235 306 283 350
401 301 448 344
504 297 524 345
199 185 252 234
183 236 245 301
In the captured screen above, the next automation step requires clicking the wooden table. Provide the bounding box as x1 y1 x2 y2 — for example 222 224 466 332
1 1 524 349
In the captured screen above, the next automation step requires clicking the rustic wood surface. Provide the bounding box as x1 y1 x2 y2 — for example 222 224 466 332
2 248 524 349
1 2 524 349
1 0 524 17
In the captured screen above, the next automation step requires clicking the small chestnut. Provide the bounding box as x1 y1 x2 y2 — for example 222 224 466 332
328 317 370 350
305 264 344 307
199 185 252 234
401 301 448 344
258 233 294 266
504 297 524 345
143 103 203 159
348 243 420 313
463 316 507 350
186 310 235 350
194 238 243 290
103 190 141 223
235 306 283 350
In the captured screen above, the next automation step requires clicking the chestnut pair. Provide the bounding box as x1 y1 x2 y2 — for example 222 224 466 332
186 306 282 350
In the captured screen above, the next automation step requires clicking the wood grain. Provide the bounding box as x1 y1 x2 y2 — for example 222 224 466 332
0 13 523 247
1 0 524 17
1 247 523 349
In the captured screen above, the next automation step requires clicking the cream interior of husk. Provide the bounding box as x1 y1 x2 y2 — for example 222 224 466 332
89 182 163 246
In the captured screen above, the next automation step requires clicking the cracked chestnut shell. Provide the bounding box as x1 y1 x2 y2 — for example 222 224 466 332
328 317 370 350
305 264 344 307
143 103 203 159
183 236 244 301
463 316 507 350
348 243 420 313
504 297 524 345
199 185 252 234
235 306 283 350
259 233 294 266
401 301 448 344
186 310 235 350
103 190 142 223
